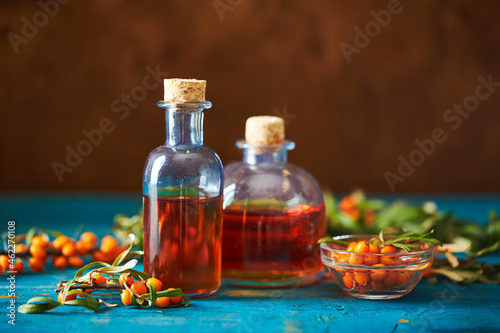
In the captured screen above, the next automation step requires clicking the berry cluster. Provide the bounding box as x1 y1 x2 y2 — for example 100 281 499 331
0 232 125 274
119 273 183 307
333 241 421 293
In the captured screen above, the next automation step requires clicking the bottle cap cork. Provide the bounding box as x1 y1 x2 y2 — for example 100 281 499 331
245 116 285 145
163 79 206 103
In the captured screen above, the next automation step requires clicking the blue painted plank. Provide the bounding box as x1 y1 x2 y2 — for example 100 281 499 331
0 193 499 333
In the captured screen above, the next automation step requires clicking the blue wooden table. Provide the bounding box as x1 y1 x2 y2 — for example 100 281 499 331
1 193 499 333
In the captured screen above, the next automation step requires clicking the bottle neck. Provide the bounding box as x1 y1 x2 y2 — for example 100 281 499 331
158 101 211 147
238 140 295 165
165 110 203 146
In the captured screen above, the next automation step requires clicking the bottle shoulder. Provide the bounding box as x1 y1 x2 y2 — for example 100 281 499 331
223 161 323 206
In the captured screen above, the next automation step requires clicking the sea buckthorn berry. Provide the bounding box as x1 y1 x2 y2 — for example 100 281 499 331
28 257 45 272
77 288 93 297
354 272 370 286
397 271 412 286
58 291 77 303
121 290 132 306
31 236 48 248
346 242 357 252
30 244 47 260
334 254 349 273
167 289 183 305
370 264 387 281
91 250 108 262
354 241 369 253
383 272 398 289
343 275 355 289
80 232 98 248
53 256 67 269
131 282 148 296
146 278 163 292
381 256 397 266
363 254 379 265
155 297 171 307
380 245 398 254
91 273 107 285
12 261 25 274
372 280 384 293
67 256 84 268
119 273 134 286
62 243 76 257
15 244 26 253
368 243 380 254
100 236 118 254
0 255 10 270
348 253 364 265
53 235 70 250
75 241 88 256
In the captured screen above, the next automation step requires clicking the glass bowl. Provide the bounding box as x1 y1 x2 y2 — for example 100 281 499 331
320 235 434 300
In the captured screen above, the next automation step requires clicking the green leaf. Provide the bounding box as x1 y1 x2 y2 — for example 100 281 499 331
392 242 411 252
65 299 101 311
99 259 138 275
74 261 111 281
112 234 136 266
127 269 151 280
61 279 75 305
18 297 60 314
468 241 500 257
433 267 481 284
25 227 37 247
317 237 349 247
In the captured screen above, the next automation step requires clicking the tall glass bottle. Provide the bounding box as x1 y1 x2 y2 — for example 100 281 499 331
143 79 223 298
222 116 326 287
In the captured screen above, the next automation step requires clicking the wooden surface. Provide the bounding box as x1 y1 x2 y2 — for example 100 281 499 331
0 193 499 333
2 1 500 192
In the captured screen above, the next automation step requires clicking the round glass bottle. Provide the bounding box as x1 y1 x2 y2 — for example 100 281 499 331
143 79 223 298
221 116 326 287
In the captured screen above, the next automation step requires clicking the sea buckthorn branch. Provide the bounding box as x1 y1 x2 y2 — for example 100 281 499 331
19 235 190 314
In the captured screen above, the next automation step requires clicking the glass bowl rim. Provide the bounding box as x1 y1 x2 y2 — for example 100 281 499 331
320 234 435 256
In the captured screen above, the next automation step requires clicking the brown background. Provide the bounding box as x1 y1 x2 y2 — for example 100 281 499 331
1 0 499 193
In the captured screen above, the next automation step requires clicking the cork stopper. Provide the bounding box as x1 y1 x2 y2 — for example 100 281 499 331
163 79 206 103
245 116 285 145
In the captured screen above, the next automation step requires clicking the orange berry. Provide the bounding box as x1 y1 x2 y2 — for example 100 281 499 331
363 254 379 265
380 245 398 254
100 236 118 254
91 250 108 262
62 243 76 257
167 288 183 305
31 236 48 248
343 275 355 289
131 282 148 296
155 297 171 307
53 235 71 250
397 271 412 286
383 272 398 289
146 278 163 292
58 291 77 303
80 232 98 248
354 271 370 286
346 242 357 252
354 241 369 253
67 256 84 268
381 257 397 266
28 257 45 272
12 261 24 274
30 244 47 260
91 273 107 285
0 255 10 270
368 243 380 254
121 290 132 306
348 253 364 265
77 288 93 297
372 280 384 293
370 264 387 281
53 256 67 269
15 244 26 253
75 241 88 256
119 273 134 286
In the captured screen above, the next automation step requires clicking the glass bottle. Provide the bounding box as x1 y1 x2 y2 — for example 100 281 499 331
222 116 326 287
143 79 223 298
